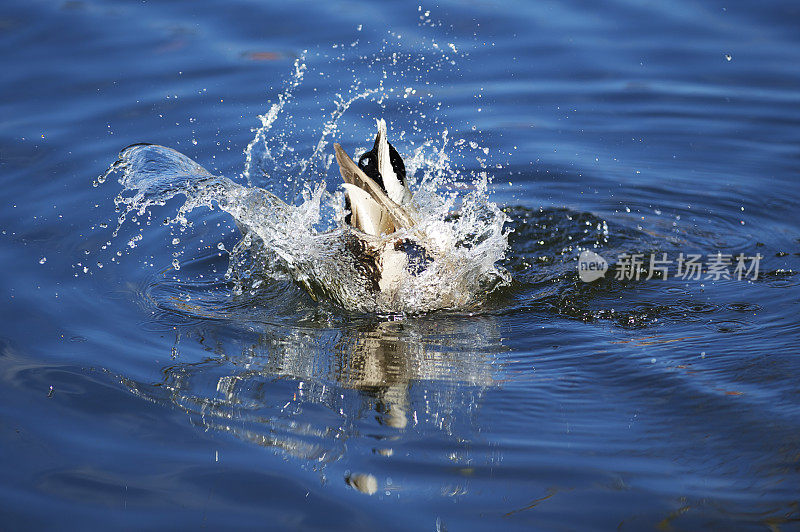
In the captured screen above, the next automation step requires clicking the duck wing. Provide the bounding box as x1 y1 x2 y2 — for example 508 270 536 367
341 183 396 236
334 143 416 235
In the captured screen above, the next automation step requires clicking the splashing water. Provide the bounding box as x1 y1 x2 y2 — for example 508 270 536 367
99 58 510 314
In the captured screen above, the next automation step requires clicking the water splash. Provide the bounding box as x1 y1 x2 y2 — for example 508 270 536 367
243 55 307 187
104 128 509 313
95 27 512 314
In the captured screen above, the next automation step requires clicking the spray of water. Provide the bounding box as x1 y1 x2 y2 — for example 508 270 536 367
98 48 510 314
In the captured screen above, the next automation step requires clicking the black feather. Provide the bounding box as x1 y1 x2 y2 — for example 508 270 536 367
357 133 407 194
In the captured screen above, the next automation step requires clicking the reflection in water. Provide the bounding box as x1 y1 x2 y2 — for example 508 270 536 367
123 315 501 493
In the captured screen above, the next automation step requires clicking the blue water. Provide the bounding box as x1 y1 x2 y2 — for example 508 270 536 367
2 0 800 529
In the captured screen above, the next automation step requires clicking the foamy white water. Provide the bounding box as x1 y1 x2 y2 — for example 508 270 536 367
99 55 510 313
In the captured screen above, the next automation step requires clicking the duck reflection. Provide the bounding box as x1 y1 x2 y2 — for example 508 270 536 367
123 314 502 491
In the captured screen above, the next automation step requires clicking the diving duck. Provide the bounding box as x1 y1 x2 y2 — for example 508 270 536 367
334 119 430 293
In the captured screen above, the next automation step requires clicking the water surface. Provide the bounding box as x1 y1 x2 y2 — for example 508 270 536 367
2 0 800 529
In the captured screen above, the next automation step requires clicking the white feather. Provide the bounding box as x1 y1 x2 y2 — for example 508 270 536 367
378 246 409 292
375 119 406 204
342 183 393 237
